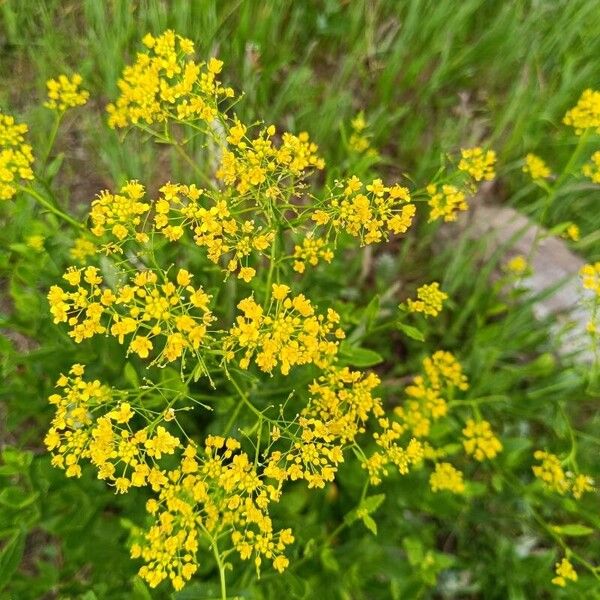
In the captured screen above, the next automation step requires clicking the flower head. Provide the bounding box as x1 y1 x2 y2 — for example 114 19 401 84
44 73 89 111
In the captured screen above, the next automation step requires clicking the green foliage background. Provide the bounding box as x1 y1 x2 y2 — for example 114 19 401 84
0 1 599 599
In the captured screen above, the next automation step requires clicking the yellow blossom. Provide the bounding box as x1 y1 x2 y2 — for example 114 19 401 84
458 147 496 181
427 183 467 222
563 89 600 134
462 419 502 461
26 234 45 251
523 153 551 180
406 282 448 317
505 255 529 276
429 462 465 493
44 73 89 111
70 236 96 262
552 558 577 587
582 150 600 183
580 262 600 296
0 113 35 200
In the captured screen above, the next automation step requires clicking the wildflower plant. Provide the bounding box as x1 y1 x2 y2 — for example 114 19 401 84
1 28 599 599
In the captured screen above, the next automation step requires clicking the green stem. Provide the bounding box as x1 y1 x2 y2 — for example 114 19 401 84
43 112 63 166
211 537 228 600
19 185 84 230
172 141 215 188
539 130 590 227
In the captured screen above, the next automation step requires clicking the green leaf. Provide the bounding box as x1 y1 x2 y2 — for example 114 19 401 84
362 514 378 535
347 295 380 343
552 524 594 537
123 362 139 388
338 342 383 367
0 487 38 510
360 494 386 514
131 576 153 600
320 546 340 572
0 529 25 590
396 322 425 342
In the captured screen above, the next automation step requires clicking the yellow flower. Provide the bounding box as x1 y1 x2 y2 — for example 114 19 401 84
582 150 600 183
505 254 529 276
110 402 134 424
427 183 467 222
176 268 192 286
458 147 496 181
563 89 600 134
406 282 448 317
271 284 290 301
532 450 569 494
293 236 334 273
225 293 342 375
70 236 96 262
107 30 233 129
26 234 45 251
462 419 502 461
571 473 594 499
523 153 551 181
564 223 580 242
0 113 35 200
238 266 256 282
316 176 414 245
580 262 600 296
44 73 89 112
552 557 577 587
429 462 465 493
90 180 149 242
130 336 153 359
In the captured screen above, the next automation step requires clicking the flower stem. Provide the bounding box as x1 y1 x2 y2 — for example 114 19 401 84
211 537 228 600
19 185 84 230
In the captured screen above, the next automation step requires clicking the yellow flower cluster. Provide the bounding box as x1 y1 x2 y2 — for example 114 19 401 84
225 288 344 375
532 451 594 498
0 113 34 200
394 351 468 438
426 183 467 222
563 88 600 134
217 125 324 195
532 450 569 494
44 73 89 112
292 236 334 273
132 436 294 590
39 31 532 594
265 366 387 489
406 282 448 317
580 262 600 296
462 419 502 461
45 365 182 490
348 112 378 158
429 462 465 493
505 254 529 276
361 351 478 492
44 364 111 478
107 30 233 128
153 182 274 280
26 234 44 251
458 147 497 182
48 267 214 365
70 236 96 262
89 180 150 243
523 153 551 181
552 558 578 587
564 223 580 242
582 150 600 183
313 176 415 245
